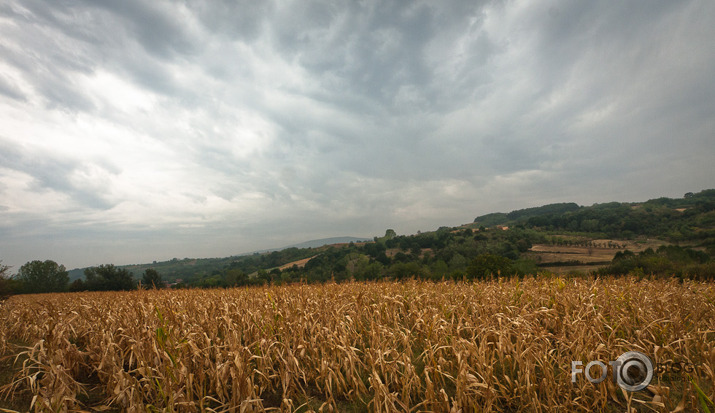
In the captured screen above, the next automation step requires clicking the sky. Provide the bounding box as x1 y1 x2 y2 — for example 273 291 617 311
1 0 714 270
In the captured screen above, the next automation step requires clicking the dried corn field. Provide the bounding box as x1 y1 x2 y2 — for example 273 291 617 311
1 277 714 412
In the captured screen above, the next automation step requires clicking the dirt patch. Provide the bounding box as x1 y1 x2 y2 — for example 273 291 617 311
278 256 317 271
526 245 616 264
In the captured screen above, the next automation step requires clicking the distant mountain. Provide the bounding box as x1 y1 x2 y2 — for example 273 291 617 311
239 236 372 255
68 268 84 281
67 236 371 281
281 236 371 250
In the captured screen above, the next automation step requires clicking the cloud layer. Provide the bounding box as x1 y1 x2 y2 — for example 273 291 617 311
1 0 714 269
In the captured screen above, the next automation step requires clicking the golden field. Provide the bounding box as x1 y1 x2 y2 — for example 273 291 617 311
1 277 714 412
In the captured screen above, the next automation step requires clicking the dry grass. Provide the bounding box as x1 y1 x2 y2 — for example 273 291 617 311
0 277 714 412
278 257 317 271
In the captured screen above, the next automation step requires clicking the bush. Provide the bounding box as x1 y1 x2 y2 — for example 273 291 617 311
0 261 20 301
467 254 513 279
389 262 426 280
84 264 135 291
599 245 712 279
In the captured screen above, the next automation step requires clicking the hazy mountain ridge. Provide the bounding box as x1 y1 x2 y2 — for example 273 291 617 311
67 236 370 281
281 237 371 250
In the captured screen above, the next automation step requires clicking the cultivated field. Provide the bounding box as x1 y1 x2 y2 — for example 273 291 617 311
1 278 714 412
525 239 669 274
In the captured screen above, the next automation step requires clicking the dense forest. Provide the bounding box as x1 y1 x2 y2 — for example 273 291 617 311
475 189 715 244
2 190 714 297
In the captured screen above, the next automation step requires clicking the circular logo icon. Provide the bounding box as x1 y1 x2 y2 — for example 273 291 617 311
615 351 653 392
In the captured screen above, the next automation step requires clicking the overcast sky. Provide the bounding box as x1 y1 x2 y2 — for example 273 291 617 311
1 0 714 270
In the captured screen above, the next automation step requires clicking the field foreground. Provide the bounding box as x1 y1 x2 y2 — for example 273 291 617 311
1 278 714 412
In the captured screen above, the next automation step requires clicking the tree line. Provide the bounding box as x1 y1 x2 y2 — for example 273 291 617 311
0 260 163 298
178 228 714 288
474 189 715 254
3 235 713 300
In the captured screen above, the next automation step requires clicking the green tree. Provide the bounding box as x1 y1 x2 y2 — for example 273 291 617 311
385 229 397 239
17 260 69 293
511 258 539 276
361 262 384 281
466 254 513 279
84 264 135 291
224 268 248 286
0 260 19 300
69 279 86 292
389 262 426 280
430 260 449 281
448 253 467 271
142 268 162 289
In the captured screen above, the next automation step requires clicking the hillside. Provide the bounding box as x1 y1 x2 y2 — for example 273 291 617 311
66 189 715 289
474 202 580 227
474 190 715 246
68 236 370 282
279 236 371 250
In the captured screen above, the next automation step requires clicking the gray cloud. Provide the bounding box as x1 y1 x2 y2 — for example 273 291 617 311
0 138 119 210
187 0 274 41
0 0 714 269
0 73 25 101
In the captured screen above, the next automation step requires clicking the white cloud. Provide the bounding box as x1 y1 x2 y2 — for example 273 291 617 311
0 0 713 269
